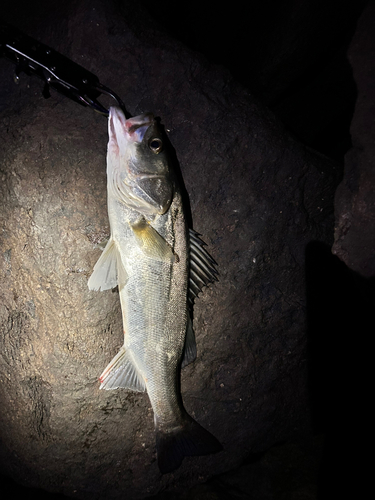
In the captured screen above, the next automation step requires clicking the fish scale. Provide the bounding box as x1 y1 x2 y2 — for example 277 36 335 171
88 106 221 473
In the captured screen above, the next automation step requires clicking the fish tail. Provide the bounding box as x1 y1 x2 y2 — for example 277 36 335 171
155 414 222 474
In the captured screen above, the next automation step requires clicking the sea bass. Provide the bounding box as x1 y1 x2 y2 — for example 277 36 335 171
88 107 221 473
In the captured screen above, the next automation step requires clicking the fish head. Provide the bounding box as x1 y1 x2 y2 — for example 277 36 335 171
107 107 173 215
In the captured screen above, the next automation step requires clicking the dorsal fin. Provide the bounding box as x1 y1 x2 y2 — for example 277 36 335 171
188 229 218 307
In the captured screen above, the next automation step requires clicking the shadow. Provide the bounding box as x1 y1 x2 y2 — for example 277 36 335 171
139 0 368 163
305 241 373 498
271 51 358 163
0 472 69 500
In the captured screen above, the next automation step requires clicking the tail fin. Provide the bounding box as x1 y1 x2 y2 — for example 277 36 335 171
155 414 222 474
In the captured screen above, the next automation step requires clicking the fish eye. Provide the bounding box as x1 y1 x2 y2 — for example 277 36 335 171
148 137 163 154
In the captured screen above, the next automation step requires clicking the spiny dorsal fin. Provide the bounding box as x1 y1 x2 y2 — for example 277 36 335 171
188 229 218 306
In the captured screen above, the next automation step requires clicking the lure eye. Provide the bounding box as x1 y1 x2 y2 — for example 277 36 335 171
148 137 163 154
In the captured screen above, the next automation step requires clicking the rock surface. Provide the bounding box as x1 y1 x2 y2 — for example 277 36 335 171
0 0 343 498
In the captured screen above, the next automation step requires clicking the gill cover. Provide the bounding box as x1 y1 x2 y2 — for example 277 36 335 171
107 107 173 215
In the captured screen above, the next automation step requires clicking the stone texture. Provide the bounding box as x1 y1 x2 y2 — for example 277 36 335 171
0 1 342 498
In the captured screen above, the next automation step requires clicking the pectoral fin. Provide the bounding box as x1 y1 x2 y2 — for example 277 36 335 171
130 219 175 262
88 238 128 291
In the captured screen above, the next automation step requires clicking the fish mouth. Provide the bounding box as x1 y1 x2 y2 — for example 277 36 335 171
126 113 155 143
109 108 155 147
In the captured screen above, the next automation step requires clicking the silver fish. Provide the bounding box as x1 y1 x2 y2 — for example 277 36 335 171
88 107 221 473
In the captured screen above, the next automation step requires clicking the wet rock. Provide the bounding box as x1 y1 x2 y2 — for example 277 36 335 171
1 0 339 498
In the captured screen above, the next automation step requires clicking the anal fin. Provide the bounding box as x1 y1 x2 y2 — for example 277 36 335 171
99 346 146 392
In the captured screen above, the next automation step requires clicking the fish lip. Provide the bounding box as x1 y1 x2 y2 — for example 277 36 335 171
126 113 155 139
109 107 155 144
111 107 154 127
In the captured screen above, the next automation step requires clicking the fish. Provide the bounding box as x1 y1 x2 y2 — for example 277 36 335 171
88 106 222 473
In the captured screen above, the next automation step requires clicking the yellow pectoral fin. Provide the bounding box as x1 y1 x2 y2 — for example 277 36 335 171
130 219 176 263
